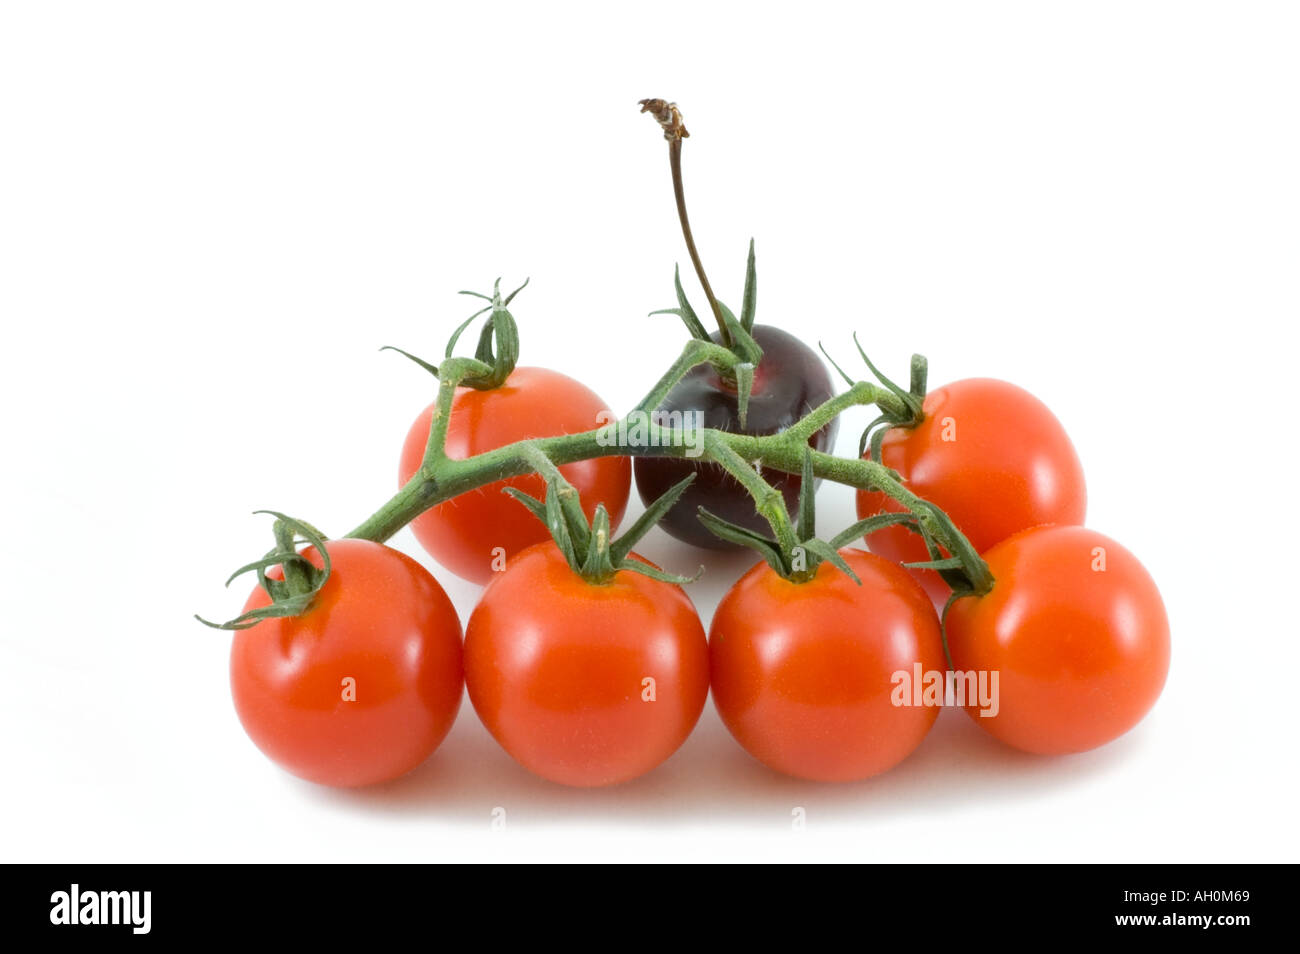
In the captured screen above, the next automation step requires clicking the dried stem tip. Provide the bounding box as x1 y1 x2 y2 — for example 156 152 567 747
639 98 689 141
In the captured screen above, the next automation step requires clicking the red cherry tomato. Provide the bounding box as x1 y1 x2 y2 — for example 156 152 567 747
709 550 945 782
230 539 464 787
856 378 1086 603
400 366 631 584
464 542 709 787
946 525 1170 755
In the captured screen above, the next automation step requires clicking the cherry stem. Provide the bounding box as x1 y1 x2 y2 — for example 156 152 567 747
668 138 730 347
641 98 731 348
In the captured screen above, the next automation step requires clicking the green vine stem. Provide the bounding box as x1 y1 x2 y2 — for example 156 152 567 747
630 337 742 416
702 432 800 557
344 337 995 596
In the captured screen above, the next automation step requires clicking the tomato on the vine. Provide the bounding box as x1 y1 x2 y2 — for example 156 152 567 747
230 539 464 787
635 325 838 549
464 541 709 787
946 525 1170 755
856 377 1086 602
709 549 944 782
399 366 631 583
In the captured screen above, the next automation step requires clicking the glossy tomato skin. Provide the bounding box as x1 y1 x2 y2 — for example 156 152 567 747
946 526 1170 755
464 542 709 787
634 325 838 549
230 539 464 787
710 550 945 782
856 378 1086 604
400 366 631 583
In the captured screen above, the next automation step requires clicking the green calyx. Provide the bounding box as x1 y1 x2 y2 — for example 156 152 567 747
698 447 884 585
649 240 764 428
506 443 703 586
197 512 331 630
382 277 527 391
816 344 992 595
694 442 990 596
823 336 929 462
898 498 994 597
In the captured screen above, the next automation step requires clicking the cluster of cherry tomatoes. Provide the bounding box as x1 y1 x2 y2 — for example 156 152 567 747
220 99 1169 791
226 339 1169 789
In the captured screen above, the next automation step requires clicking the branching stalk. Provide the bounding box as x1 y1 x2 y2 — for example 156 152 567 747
343 336 994 596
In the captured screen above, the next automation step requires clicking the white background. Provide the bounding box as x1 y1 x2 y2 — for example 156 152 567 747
2 1 1296 863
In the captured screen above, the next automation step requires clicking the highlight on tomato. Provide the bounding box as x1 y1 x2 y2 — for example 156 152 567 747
855 374 1086 604
945 525 1170 755
463 453 708 787
215 518 464 788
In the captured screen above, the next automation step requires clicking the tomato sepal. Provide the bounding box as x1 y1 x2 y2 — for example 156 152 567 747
196 511 332 631
649 261 764 374
505 442 701 586
696 447 859 584
696 506 788 575
738 238 757 332
381 277 526 393
850 335 927 462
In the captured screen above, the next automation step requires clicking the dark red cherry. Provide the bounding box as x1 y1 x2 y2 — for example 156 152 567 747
633 324 838 549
